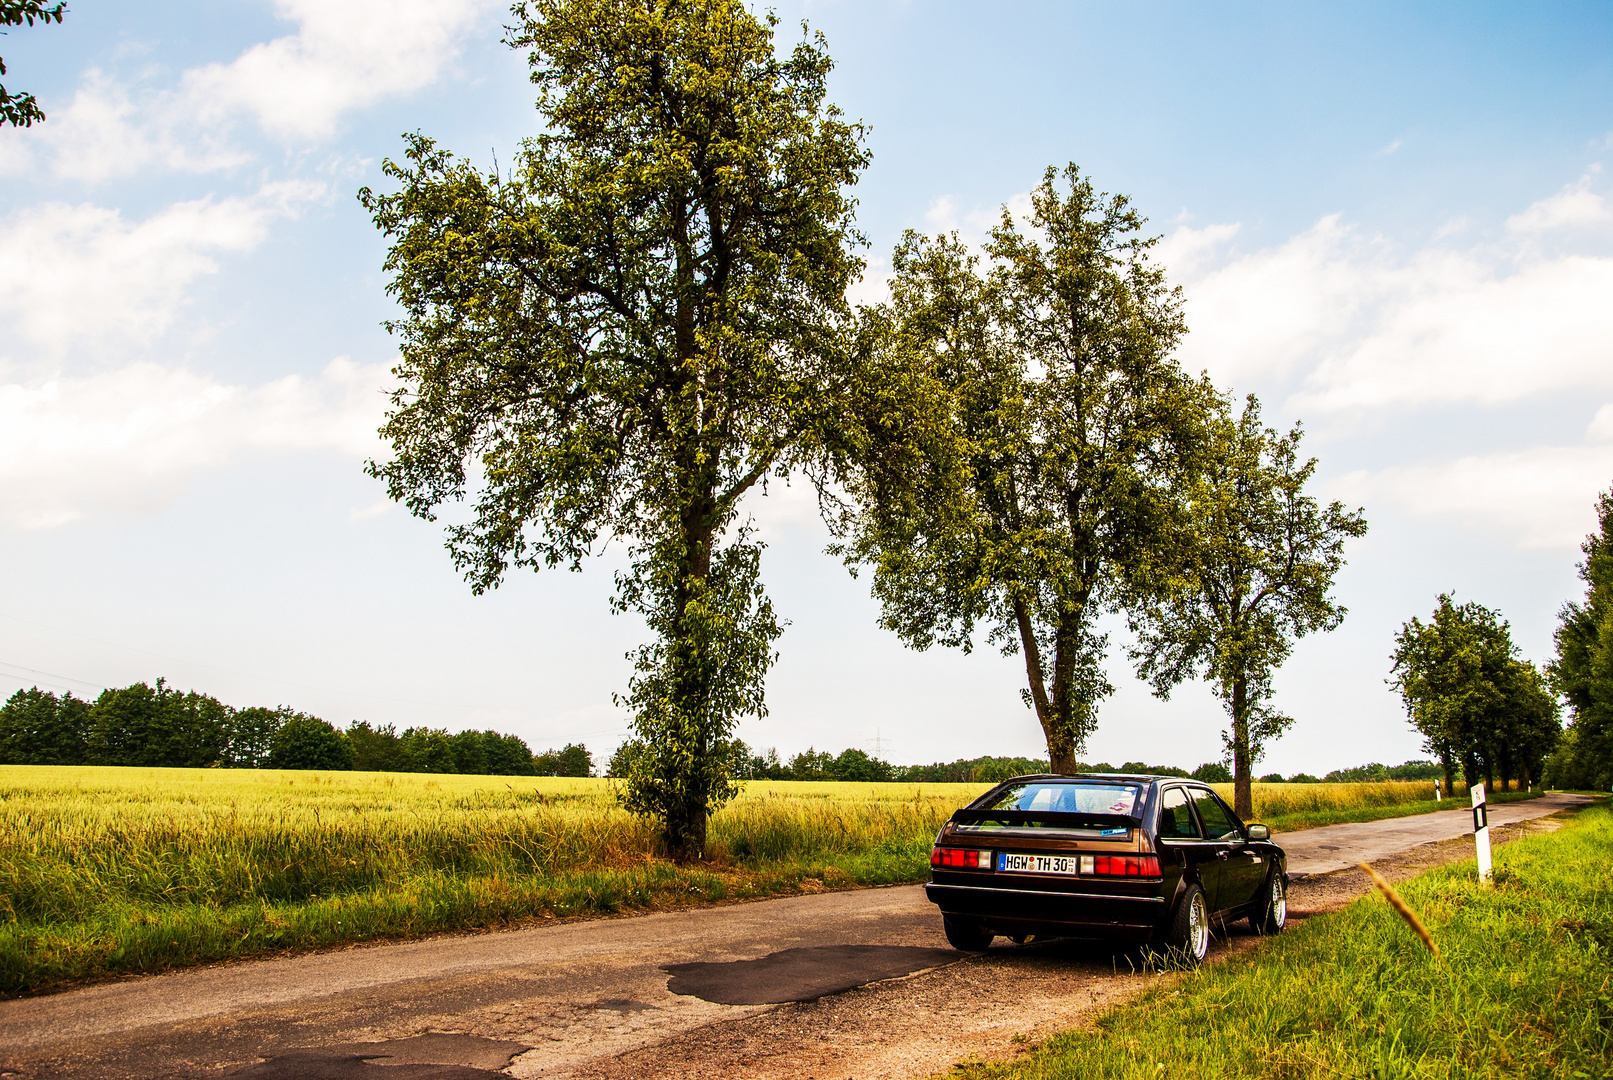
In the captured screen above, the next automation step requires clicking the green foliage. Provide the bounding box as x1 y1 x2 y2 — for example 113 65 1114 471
0 688 91 765
1551 487 1613 791
345 721 407 772
266 716 354 771
398 727 457 773
359 0 870 859
1111 761 1192 778
953 802 1613 1080
85 680 230 769
1391 594 1561 794
1324 759 1446 783
1190 761 1232 783
223 706 285 769
1130 395 1367 817
841 168 1203 773
533 742 592 777
930 755 1049 783
0 0 65 128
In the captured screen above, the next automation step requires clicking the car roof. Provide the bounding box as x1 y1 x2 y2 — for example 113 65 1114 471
998 772 1200 785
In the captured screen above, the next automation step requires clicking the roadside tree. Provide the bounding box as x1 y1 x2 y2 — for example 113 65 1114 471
1390 595 1557 793
1129 396 1367 817
1550 487 1613 790
360 0 868 859
842 169 1205 773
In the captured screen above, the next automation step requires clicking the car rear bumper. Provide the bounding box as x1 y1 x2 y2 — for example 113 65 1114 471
926 881 1168 941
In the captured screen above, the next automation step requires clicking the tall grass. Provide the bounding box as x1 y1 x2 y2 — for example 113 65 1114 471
952 800 1613 1079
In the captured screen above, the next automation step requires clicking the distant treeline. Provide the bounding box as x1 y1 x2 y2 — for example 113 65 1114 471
0 682 592 776
687 745 1445 786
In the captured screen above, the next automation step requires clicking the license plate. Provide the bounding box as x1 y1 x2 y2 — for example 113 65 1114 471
997 852 1079 875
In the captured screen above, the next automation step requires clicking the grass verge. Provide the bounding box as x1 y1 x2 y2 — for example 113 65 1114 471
949 800 1613 1080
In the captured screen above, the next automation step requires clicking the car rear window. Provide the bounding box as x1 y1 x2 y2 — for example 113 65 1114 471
980 782 1141 816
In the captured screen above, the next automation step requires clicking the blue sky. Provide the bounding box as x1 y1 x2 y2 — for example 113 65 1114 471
3 1 1612 774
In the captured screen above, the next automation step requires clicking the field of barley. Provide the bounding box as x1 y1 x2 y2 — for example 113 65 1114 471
0 766 1534 993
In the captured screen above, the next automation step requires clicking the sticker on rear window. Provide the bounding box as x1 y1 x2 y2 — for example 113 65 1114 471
1101 827 1128 836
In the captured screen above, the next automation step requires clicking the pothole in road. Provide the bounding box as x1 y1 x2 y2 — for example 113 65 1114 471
226 1033 529 1078
664 944 962 1005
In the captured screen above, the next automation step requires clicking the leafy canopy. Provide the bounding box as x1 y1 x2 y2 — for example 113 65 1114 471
842 166 1202 772
1130 395 1366 816
1549 488 1613 789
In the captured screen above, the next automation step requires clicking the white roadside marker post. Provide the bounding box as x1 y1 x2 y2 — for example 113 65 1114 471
1434 778 1441 802
1471 782 1492 884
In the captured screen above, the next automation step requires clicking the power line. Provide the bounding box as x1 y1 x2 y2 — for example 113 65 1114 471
0 610 553 715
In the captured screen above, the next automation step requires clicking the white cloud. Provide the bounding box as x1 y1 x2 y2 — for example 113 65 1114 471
0 0 491 180
1506 170 1610 233
0 358 392 529
1590 403 1613 442
1171 215 1385 387
182 0 493 142
1377 138 1403 156
1337 445 1613 550
0 181 325 358
1166 185 1613 409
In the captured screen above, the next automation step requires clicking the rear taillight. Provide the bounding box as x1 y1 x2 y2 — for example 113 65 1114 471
1081 854 1161 877
930 846 993 869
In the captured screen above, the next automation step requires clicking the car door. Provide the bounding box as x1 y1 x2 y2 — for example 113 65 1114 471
1156 785 1224 907
1186 787 1253 912
1207 789 1265 908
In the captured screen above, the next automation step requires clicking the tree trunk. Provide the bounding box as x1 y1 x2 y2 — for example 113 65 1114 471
663 500 716 864
1230 674 1253 820
1440 754 1456 802
1012 597 1075 773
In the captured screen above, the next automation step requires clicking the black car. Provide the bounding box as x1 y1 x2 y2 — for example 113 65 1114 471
925 774 1287 962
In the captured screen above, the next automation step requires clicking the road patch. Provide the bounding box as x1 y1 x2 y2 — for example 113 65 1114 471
664 945 960 1004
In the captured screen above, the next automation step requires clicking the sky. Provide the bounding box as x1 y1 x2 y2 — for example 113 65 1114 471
2 1 1612 775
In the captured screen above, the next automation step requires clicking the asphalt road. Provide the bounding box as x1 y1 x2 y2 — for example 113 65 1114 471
0 791 1589 1080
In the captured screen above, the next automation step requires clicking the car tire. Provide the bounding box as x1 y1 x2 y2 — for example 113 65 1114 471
942 914 994 952
1160 883 1210 964
1249 871 1287 936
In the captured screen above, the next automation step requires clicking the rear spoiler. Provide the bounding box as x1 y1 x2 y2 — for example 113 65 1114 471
951 809 1141 830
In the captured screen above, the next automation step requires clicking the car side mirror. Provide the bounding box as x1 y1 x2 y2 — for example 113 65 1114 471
1247 823 1270 841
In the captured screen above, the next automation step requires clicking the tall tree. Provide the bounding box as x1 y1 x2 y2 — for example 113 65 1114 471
1550 487 1613 790
360 0 868 858
1 0 64 127
1130 396 1366 818
1491 658 1560 790
1389 594 1518 795
0 687 91 764
85 680 230 768
841 167 1204 773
